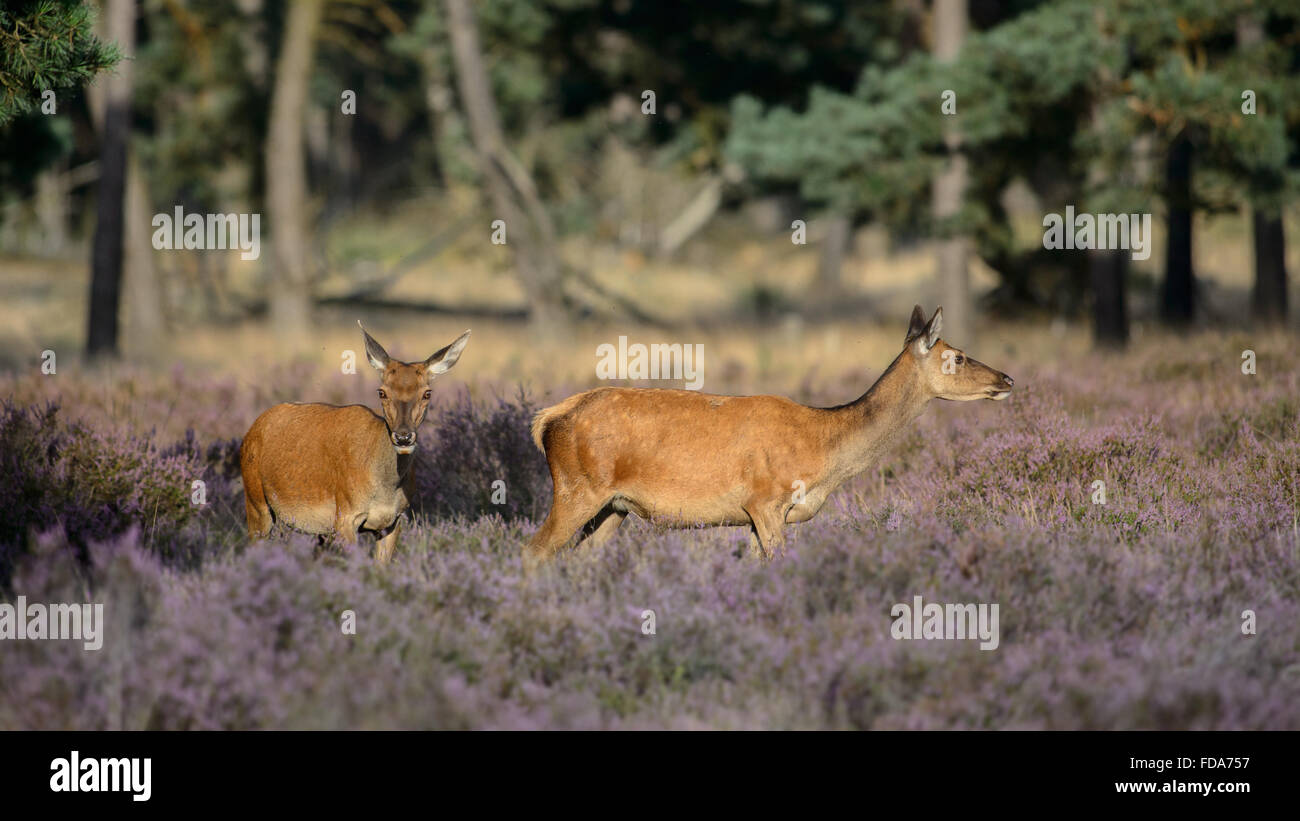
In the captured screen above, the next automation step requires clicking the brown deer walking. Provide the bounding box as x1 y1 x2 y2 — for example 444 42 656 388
240 322 471 562
527 306 1013 561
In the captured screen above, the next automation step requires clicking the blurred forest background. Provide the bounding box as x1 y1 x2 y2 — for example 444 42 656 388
0 0 1298 381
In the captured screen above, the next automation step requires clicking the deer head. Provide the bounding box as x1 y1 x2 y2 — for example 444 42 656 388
358 321 471 454
905 305 1014 401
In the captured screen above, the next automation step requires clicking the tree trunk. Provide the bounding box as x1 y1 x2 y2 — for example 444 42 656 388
817 213 852 292
34 163 67 256
930 0 972 344
658 176 723 256
85 0 135 359
1251 210 1287 324
1236 13 1288 325
235 0 268 86
123 152 166 352
85 11 165 357
1161 132 1194 325
420 44 458 188
265 0 324 339
1089 251 1129 347
331 104 358 214
443 0 566 335
1087 6 1129 348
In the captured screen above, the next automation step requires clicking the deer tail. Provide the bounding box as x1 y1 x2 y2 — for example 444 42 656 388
530 393 587 453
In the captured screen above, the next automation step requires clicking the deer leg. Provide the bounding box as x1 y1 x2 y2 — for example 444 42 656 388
374 520 400 564
582 505 627 549
332 509 364 547
744 504 786 560
527 495 603 562
243 476 273 538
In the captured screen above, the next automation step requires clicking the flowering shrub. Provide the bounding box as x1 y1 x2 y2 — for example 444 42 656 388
0 402 215 584
1 334 1297 728
413 389 551 522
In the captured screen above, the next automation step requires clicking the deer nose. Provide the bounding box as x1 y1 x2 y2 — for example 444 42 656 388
1002 374 1014 387
393 431 416 446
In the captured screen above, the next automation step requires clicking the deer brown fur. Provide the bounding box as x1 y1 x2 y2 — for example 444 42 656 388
240 323 470 562
527 306 1013 560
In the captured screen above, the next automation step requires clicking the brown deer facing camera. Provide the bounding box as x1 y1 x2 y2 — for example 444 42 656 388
528 306 1013 561
240 322 471 562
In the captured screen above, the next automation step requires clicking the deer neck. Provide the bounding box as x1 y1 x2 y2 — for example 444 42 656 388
376 434 418 492
382 449 418 493
394 450 416 484
827 351 932 480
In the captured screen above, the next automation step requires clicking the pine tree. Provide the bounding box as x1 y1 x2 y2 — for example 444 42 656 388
727 0 1300 341
0 0 118 125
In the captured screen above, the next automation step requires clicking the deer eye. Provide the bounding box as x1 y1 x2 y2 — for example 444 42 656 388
955 355 965 365
423 390 432 400
377 389 387 399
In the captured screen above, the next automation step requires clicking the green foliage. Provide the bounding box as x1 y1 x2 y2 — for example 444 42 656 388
0 110 73 193
391 0 905 182
727 1 1105 223
0 0 119 125
728 0 1300 301
131 0 267 210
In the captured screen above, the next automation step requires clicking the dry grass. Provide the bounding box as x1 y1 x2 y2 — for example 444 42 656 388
1 200 1296 399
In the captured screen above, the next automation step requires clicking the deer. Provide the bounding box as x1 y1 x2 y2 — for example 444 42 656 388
239 322 471 563
526 306 1013 561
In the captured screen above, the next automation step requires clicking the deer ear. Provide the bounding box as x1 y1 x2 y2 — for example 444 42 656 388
906 305 926 340
426 330 471 375
358 320 390 371
916 307 943 354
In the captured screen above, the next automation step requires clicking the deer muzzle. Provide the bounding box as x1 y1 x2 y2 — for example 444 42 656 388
392 430 417 453
988 373 1014 400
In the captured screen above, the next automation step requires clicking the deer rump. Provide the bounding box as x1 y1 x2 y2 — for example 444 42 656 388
532 386 834 526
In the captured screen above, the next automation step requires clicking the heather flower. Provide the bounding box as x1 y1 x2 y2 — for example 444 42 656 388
1 335 1297 729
